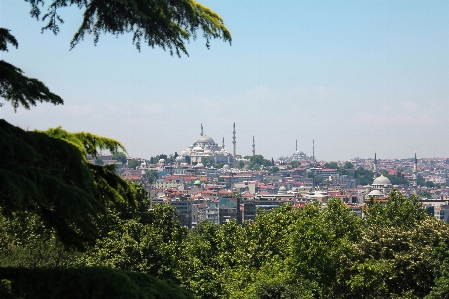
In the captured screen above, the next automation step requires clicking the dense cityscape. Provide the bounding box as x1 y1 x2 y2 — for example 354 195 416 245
89 124 449 228
2 1 449 298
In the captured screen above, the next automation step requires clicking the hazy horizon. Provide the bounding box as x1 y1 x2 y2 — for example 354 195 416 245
1 0 448 161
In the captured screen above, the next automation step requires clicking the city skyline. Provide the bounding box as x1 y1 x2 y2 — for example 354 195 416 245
1 1 448 161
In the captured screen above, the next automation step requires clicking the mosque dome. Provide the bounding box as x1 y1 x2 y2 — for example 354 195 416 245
373 174 392 186
278 186 287 194
196 135 215 144
368 189 384 196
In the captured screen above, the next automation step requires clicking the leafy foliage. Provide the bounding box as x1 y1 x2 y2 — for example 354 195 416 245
0 28 18 51
0 120 135 250
145 169 159 184
0 267 194 299
113 151 127 164
0 28 64 110
0 59 64 111
128 158 141 169
26 0 231 56
290 160 301 168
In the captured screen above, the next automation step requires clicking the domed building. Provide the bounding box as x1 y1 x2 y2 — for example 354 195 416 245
364 153 393 200
278 186 287 194
365 174 393 200
180 124 234 165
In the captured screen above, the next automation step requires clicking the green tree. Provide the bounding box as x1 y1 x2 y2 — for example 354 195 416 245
28 0 231 55
425 181 436 188
421 190 433 198
344 161 354 169
324 162 338 169
112 151 127 164
353 167 374 185
146 169 159 184
213 163 224 169
290 160 301 168
0 121 135 250
201 156 213 167
1 0 231 111
128 158 140 169
244 155 272 169
418 174 425 186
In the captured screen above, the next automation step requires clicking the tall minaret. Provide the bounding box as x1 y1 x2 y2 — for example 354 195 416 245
373 152 378 179
222 137 225 149
312 139 315 161
413 153 418 194
252 136 255 156
232 122 236 162
200 123 203 136
296 139 298 152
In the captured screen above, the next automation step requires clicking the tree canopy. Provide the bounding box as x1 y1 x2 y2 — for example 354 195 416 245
0 120 135 250
1 0 231 110
27 0 232 55
0 28 64 111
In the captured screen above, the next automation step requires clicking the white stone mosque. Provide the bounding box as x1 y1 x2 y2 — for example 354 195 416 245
364 152 418 200
176 124 234 166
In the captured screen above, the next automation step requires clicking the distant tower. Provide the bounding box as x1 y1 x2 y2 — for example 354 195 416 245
312 139 315 161
232 122 236 163
200 123 204 136
222 137 225 149
296 139 298 152
413 153 418 194
373 152 378 179
252 136 255 156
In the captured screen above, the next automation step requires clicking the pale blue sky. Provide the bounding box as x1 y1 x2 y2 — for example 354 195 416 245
1 0 448 161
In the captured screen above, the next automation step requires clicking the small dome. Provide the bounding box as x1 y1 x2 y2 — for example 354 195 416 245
195 135 215 144
193 146 203 151
194 163 204 168
368 189 384 196
373 174 392 186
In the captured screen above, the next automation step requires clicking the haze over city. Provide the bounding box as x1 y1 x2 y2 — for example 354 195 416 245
1 0 448 161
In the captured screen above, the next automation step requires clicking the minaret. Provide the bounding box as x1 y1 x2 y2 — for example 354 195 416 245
296 139 298 152
373 152 378 179
312 139 315 161
200 123 203 136
413 153 418 194
252 136 255 156
232 122 236 163
222 137 225 149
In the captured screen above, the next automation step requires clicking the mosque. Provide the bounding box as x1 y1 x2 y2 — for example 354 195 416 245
177 124 235 166
363 153 418 201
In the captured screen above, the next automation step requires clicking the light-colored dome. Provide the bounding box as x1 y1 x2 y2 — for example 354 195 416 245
196 135 215 144
192 146 203 151
373 174 392 186
368 189 384 196
194 163 204 168
279 186 287 191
